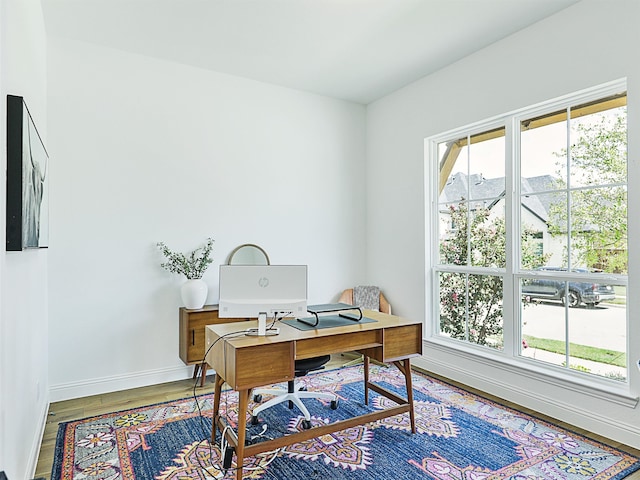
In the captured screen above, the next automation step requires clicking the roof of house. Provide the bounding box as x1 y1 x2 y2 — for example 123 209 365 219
440 172 557 222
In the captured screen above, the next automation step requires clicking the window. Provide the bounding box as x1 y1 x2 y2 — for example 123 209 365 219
436 127 506 349
430 80 628 382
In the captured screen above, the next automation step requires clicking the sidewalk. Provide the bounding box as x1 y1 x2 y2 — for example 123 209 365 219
521 347 626 379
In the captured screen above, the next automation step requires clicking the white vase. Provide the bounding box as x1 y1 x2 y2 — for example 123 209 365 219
181 279 208 309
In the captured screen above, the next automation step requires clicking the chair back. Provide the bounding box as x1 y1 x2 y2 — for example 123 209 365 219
338 287 391 314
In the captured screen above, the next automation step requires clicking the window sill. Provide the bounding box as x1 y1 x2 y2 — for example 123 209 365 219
423 336 638 408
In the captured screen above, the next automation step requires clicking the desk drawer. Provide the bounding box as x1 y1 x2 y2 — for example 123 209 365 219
232 343 294 390
296 330 382 359
383 324 423 361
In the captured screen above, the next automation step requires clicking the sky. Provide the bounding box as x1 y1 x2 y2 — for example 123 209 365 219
446 107 625 182
448 122 566 181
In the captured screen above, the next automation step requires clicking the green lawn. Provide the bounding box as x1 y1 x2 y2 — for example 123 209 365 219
604 285 627 305
523 335 627 367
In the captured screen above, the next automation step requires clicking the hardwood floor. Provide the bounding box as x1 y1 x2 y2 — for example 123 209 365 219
35 356 640 479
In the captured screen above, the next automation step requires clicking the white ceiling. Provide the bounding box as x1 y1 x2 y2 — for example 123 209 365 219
41 0 580 104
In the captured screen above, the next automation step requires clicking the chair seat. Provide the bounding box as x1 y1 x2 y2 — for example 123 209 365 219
295 354 331 376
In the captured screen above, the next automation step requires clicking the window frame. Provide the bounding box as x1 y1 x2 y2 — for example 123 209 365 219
426 79 630 396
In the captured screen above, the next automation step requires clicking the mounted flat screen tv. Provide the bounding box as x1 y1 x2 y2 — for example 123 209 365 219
6 94 49 251
218 265 307 319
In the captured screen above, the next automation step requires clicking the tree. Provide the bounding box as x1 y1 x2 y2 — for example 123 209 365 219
548 109 627 273
439 202 546 346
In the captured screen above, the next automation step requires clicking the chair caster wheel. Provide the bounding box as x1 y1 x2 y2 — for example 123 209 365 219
301 419 312 430
253 394 262 403
251 415 259 425
330 399 339 410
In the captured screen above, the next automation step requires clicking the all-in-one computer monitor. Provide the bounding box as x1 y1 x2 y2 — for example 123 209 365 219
218 265 307 322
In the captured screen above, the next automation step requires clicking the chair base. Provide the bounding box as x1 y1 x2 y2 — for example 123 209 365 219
252 382 338 425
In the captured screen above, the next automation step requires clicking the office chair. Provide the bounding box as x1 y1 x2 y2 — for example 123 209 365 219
251 354 338 429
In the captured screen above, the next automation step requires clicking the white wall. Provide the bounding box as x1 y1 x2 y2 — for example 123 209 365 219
46 37 367 401
367 0 640 448
0 0 49 478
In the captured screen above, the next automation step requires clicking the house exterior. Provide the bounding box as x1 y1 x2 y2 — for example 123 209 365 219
439 172 567 265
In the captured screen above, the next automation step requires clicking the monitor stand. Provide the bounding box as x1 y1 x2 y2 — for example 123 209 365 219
245 312 280 336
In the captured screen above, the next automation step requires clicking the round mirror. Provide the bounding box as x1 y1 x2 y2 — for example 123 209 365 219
227 244 270 265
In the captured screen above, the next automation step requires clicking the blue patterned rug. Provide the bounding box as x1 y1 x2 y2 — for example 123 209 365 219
51 365 640 479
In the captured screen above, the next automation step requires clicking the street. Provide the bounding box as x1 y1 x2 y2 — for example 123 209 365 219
521 301 626 352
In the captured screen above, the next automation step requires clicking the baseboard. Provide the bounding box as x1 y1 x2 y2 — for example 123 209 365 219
413 354 640 450
49 365 193 402
28 395 50 480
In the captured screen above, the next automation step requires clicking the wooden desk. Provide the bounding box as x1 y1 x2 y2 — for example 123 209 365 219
205 310 422 479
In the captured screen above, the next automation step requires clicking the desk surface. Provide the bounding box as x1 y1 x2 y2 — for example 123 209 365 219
206 309 420 346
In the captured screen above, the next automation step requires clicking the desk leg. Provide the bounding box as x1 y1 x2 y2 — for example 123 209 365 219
363 355 370 405
211 374 224 443
235 389 250 480
200 363 208 387
393 359 416 434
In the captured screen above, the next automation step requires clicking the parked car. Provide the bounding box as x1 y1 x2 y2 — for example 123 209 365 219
522 267 616 308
